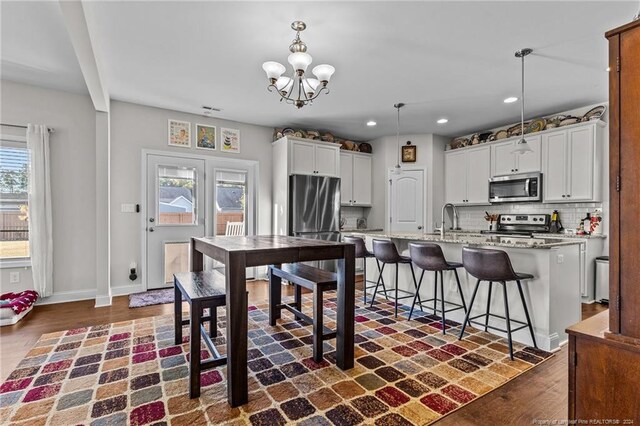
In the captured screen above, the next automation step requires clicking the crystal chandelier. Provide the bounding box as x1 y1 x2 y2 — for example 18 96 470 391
261 21 335 109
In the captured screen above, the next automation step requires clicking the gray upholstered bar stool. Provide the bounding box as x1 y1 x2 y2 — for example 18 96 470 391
458 247 537 360
370 239 423 318
343 236 378 304
407 242 469 334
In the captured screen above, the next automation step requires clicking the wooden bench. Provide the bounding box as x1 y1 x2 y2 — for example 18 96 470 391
268 263 338 362
174 270 228 398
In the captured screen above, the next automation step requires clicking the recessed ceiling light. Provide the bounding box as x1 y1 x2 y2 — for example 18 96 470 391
504 97 518 103
437 118 448 124
366 120 377 126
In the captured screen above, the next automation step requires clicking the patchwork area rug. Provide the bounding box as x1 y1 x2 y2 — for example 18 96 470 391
129 289 176 308
0 291 552 425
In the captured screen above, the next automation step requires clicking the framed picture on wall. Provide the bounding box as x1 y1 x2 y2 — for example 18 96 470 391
401 141 416 162
220 128 240 153
168 119 191 148
196 124 216 150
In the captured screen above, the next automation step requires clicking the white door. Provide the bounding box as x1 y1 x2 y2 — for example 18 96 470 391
339 153 353 205
515 135 542 173
567 126 594 201
291 141 315 175
466 146 491 205
491 141 516 176
352 155 372 205
146 154 205 289
543 131 568 202
389 169 424 233
314 144 339 177
444 150 467 204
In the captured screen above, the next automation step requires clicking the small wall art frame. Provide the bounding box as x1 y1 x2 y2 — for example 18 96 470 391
220 128 240 153
196 124 216 150
401 141 416 162
168 119 191 148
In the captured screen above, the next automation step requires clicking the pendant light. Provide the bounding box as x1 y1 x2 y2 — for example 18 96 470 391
393 103 405 174
512 48 534 155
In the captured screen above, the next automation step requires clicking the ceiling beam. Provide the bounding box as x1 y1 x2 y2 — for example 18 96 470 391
58 0 109 112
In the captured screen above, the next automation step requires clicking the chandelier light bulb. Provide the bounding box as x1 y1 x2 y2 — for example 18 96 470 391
287 52 313 74
312 64 335 84
302 78 320 96
262 61 286 83
275 76 293 93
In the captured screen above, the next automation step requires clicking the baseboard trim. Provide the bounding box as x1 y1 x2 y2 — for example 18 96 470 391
111 284 145 297
36 289 97 306
94 295 113 308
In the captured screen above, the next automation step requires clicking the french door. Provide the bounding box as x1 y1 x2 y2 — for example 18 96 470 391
146 154 205 289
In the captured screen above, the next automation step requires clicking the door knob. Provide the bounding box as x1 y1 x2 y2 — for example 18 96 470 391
149 218 155 223
149 227 154 232
418 226 423 230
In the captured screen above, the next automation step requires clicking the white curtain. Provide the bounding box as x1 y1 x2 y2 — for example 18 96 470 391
27 124 53 297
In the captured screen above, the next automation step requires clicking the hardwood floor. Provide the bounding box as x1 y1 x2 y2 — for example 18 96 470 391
0 281 608 424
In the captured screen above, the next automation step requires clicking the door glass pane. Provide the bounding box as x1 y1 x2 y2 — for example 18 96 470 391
164 242 190 285
158 166 197 225
215 171 246 235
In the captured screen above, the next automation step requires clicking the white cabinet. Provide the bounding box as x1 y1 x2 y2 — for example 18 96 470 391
542 123 601 203
445 146 490 205
339 152 372 206
288 139 340 177
490 136 541 177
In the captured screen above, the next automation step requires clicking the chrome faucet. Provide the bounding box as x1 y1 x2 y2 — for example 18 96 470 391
440 203 460 237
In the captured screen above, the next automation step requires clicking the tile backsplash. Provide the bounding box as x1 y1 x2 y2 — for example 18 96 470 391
454 202 605 232
341 206 367 229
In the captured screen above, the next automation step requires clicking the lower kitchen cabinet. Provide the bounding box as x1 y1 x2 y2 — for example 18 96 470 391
567 311 640 421
444 145 490 205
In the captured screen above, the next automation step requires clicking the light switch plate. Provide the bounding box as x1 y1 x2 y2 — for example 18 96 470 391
557 254 564 264
121 204 136 213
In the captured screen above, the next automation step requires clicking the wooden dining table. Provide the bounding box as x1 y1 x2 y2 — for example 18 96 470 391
190 235 355 407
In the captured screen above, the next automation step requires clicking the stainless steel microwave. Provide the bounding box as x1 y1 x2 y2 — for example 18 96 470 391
489 172 542 203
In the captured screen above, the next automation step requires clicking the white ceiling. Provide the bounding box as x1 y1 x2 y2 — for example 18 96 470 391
0 1 87 94
2 1 638 139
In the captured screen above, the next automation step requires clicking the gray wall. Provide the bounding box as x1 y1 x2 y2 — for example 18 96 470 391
109 101 274 290
0 80 97 299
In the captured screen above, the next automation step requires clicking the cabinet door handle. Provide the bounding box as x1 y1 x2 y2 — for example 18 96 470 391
567 194 571 198
562 195 566 198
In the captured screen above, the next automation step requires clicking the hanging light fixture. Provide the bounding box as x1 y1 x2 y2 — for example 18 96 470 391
511 48 534 155
393 103 405 174
261 21 335 109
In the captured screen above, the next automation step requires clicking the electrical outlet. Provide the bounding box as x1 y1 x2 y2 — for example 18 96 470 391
557 254 564 264
9 272 20 283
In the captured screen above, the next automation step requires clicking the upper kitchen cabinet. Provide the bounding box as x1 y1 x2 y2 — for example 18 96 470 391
274 137 341 177
490 136 541 177
445 145 491 205
340 152 372 206
542 122 604 203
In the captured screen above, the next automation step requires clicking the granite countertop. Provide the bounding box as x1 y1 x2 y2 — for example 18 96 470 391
351 231 583 249
445 229 607 240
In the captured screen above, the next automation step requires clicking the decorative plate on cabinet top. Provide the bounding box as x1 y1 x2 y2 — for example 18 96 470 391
450 137 469 149
282 128 295 136
582 105 606 121
559 116 580 127
525 118 546 134
495 129 509 140
508 123 528 137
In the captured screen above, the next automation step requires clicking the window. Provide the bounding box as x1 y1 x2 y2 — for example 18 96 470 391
0 142 30 261
215 171 247 236
157 165 197 225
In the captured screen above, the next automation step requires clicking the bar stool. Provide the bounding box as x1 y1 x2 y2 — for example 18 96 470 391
343 236 379 304
458 247 537 360
370 239 423 318
406 242 469 334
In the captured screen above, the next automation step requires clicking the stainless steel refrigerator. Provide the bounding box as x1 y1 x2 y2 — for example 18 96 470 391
289 175 341 270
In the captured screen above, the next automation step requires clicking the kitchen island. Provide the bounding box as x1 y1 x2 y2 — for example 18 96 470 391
346 231 584 351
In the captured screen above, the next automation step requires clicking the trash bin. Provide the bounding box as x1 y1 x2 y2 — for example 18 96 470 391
595 256 609 303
